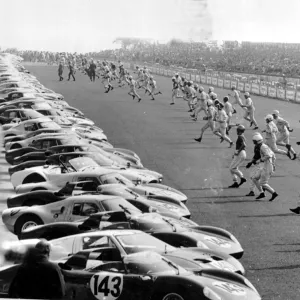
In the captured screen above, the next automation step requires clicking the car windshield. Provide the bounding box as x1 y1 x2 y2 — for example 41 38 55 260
115 232 175 254
38 121 61 130
100 173 133 186
21 110 43 118
68 157 99 171
123 252 185 275
51 116 73 126
101 198 140 213
86 153 114 167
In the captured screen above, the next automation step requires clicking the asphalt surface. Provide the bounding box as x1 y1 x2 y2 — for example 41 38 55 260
2 65 300 299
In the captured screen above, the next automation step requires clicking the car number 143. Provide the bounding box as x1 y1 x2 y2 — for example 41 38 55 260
90 272 124 300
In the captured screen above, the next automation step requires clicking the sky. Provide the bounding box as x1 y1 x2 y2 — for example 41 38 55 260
0 0 299 52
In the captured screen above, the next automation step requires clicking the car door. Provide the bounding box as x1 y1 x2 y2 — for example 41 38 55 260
69 201 101 222
90 266 153 300
48 200 72 223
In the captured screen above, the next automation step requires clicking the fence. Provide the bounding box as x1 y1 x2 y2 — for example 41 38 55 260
123 62 300 104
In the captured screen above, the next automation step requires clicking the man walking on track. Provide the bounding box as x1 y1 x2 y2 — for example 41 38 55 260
58 61 64 81
67 61 75 81
89 59 97 82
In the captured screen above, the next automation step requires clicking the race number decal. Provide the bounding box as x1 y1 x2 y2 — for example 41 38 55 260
90 272 123 300
204 236 231 248
212 281 246 296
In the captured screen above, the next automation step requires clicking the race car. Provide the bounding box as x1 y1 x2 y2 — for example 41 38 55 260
0 108 46 125
14 165 186 202
1 194 141 235
5 129 112 151
9 150 138 175
0 250 261 300
18 209 244 259
3 229 245 276
7 181 190 219
6 143 142 168
0 99 53 112
10 154 163 188
2 118 59 142
36 107 95 126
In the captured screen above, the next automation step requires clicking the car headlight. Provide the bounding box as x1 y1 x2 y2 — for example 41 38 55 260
158 178 163 183
203 287 222 300
197 241 209 249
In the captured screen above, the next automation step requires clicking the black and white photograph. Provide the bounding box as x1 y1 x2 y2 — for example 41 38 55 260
0 0 299 299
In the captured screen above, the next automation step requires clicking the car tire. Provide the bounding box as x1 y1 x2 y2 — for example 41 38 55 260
161 293 185 300
10 143 22 150
152 289 186 300
14 214 43 236
22 173 46 184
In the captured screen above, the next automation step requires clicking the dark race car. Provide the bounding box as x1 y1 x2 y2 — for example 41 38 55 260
0 250 261 300
19 209 244 261
11 143 143 169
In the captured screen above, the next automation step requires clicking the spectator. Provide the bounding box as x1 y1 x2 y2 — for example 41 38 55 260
8 239 65 299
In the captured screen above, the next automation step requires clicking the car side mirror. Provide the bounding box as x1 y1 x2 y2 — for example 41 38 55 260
60 206 65 214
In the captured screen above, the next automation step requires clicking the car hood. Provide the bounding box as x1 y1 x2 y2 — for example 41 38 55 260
185 270 261 299
133 185 187 201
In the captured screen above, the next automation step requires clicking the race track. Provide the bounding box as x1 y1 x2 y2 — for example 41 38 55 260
2 65 300 299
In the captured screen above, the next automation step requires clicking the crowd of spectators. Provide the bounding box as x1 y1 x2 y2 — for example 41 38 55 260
3 41 300 78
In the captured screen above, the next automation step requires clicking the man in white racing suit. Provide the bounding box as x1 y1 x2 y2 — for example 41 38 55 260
262 114 291 158
245 133 278 201
272 110 297 160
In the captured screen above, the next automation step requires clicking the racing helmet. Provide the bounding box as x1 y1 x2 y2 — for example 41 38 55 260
252 133 263 143
237 124 245 134
265 114 273 122
207 99 213 106
210 92 217 100
244 92 250 98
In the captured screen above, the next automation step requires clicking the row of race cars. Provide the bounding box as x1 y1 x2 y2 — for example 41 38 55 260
0 53 262 299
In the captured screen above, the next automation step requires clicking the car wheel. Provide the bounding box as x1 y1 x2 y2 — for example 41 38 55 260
15 215 43 235
22 173 46 184
161 293 185 300
11 144 21 150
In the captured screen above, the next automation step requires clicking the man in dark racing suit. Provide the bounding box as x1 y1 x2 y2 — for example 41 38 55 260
9 239 65 299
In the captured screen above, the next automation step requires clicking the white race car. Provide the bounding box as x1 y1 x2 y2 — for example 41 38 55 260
2 194 140 235
11 156 163 189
